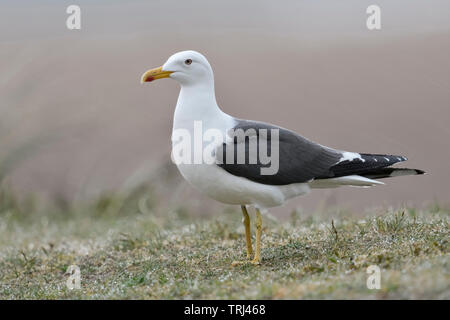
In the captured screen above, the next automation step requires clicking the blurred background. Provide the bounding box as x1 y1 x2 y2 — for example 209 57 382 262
1 0 449 218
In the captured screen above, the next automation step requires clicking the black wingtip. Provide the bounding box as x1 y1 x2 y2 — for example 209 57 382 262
415 169 426 175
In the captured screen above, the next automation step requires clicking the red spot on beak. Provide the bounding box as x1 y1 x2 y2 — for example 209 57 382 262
145 76 154 82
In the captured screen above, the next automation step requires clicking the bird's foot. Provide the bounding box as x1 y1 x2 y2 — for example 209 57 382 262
231 260 249 267
231 258 260 267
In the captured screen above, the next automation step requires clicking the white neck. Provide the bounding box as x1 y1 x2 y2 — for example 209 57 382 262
173 81 233 131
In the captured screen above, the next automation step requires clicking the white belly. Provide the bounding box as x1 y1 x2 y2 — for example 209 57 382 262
175 162 311 209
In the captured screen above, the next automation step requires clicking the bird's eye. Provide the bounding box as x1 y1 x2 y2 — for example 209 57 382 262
184 59 192 65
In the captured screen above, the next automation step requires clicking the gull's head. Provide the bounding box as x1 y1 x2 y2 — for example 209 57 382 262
141 50 213 86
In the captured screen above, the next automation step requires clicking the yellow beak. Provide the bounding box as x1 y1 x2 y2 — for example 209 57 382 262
140 66 173 83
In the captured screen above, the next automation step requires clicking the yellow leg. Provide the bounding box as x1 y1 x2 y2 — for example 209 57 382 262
231 207 262 267
251 208 262 265
242 205 253 259
231 206 253 266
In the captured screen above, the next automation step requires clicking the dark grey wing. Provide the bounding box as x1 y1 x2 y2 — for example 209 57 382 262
216 119 342 185
216 119 411 185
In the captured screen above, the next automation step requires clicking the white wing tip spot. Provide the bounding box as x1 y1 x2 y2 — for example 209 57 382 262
339 152 365 163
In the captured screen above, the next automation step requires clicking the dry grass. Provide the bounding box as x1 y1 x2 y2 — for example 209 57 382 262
0 189 448 299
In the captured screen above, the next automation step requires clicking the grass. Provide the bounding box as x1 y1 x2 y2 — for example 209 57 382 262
0 187 448 299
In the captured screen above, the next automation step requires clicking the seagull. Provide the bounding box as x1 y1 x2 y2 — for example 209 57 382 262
141 50 425 266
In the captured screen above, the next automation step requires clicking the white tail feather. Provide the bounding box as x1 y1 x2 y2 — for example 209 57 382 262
309 175 384 189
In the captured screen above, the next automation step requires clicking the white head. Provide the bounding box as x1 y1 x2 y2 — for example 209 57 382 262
141 50 214 87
